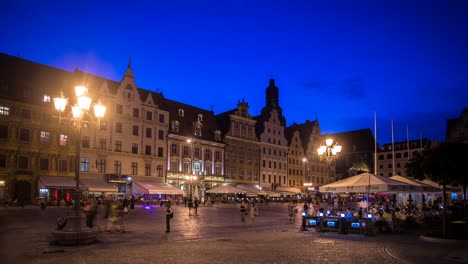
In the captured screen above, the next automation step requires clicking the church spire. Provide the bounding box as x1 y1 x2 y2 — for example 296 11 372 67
266 77 279 108
123 56 134 79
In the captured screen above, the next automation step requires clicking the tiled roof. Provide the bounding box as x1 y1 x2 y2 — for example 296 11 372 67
164 98 221 142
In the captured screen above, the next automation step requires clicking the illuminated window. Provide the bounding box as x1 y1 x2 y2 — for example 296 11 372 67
43 95 51 102
81 157 90 172
59 134 68 146
0 106 10 115
40 131 51 144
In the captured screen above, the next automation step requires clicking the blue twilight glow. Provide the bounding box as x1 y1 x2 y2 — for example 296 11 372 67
2 1 467 142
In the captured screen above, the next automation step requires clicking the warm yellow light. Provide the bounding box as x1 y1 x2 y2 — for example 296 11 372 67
93 100 106 118
74 85 88 97
302 157 307 163
72 105 83 119
317 146 326 155
334 145 342 153
77 96 91 111
0 180 5 186
325 138 333 146
187 138 192 143
53 92 68 112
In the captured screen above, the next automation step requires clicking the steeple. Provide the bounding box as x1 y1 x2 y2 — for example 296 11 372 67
123 57 134 79
266 78 279 108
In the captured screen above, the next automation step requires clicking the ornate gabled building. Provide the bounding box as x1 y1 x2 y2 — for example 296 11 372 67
284 128 305 188
255 79 288 189
164 98 225 200
329 128 375 179
286 120 327 189
0 53 169 203
216 99 260 186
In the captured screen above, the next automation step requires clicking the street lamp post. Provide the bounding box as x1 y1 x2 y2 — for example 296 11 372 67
51 86 106 245
317 138 342 164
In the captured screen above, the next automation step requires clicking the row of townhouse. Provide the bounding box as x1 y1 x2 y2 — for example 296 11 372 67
0 53 336 203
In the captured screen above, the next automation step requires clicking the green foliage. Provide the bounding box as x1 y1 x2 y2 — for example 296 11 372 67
347 161 370 174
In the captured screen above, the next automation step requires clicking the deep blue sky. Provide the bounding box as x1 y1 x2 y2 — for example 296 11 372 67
2 0 467 144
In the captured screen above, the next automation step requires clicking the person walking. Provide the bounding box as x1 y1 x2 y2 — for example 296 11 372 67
166 203 174 233
194 199 199 215
239 200 247 224
287 201 294 222
188 198 194 216
82 198 98 228
249 202 258 225
129 196 135 214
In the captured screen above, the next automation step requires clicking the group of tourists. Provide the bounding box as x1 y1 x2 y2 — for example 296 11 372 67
239 200 259 225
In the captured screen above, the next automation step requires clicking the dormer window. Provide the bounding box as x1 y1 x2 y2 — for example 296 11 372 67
178 109 184 117
215 130 221 141
171 121 179 132
198 114 203 122
194 125 202 137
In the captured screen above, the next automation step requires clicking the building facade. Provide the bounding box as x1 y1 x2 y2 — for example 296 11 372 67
165 99 225 201
0 53 170 203
216 99 260 186
446 108 468 143
255 79 289 189
284 129 305 188
377 139 431 177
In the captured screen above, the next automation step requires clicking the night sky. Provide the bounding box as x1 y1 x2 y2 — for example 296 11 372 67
2 0 467 144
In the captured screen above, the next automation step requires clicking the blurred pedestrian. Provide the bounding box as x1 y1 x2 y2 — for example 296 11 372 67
82 198 98 228
188 198 194 216
194 199 199 215
107 200 125 232
130 196 135 214
239 200 247 224
249 202 258 224
166 203 174 232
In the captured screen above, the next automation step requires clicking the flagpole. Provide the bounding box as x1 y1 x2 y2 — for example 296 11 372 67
370 111 376 212
407 125 410 161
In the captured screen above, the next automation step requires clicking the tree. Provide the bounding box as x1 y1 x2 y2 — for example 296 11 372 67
405 143 468 237
348 161 370 175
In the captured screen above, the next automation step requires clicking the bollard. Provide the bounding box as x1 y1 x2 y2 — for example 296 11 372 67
300 212 308 231
365 213 375 236
339 214 347 234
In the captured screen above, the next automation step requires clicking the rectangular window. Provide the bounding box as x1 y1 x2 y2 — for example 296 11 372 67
183 146 189 156
171 143 178 155
18 156 29 169
116 122 123 133
205 149 211 160
19 128 30 141
132 125 139 136
21 109 32 119
99 139 106 150
158 147 164 157
171 161 178 173
82 136 90 148
159 114 165 123
40 131 51 144
133 108 140 118
157 165 163 177
0 154 6 168
0 106 10 116
0 125 8 139
58 159 67 172
39 158 49 170
145 145 151 155
97 159 106 173
114 160 121 174
145 164 151 176
81 157 90 172
132 143 138 154
146 127 152 138
115 141 122 152
116 104 123 114
158 130 164 140
99 121 107 131
146 111 152 121
131 162 138 175
215 151 220 161
194 147 200 158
